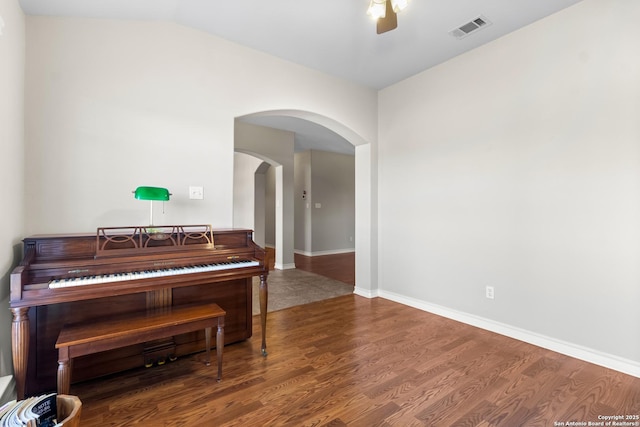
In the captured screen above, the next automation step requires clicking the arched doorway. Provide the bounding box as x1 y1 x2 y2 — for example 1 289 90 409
233 109 376 297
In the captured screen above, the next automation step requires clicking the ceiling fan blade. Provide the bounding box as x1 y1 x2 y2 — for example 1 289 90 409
376 0 397 34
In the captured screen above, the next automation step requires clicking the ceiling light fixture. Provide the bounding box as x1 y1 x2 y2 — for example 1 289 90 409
390 0 409 13
367 0 409 34
367 0 409 19
366 0 387 20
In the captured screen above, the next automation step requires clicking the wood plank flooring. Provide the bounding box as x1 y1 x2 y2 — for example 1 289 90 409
73 294 639 426
294 251 355 286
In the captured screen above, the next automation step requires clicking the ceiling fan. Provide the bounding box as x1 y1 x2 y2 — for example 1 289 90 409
367 0 409 34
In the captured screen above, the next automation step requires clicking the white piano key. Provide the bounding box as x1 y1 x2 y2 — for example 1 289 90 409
48 260 260 288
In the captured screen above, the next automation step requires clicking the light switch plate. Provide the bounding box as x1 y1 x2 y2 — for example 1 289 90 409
189 186 204 200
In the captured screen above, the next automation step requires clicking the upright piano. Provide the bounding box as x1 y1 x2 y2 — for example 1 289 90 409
9 225 268 399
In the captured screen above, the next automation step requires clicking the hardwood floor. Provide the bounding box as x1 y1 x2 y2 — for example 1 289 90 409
294 251 355 286
265 246 355 285
73 295 639 426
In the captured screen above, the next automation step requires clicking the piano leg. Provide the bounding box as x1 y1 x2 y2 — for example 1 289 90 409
259 273 268 356
10 307 30 400
204 326 211 367
216 316 224 381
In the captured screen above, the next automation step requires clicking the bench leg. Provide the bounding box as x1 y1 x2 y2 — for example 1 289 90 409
57 347 72 395
216 316 224 382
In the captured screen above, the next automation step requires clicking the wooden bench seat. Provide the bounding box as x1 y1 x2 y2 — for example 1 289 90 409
55 303 225 394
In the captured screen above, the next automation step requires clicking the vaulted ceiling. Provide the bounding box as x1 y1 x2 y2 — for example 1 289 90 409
19 0 584 154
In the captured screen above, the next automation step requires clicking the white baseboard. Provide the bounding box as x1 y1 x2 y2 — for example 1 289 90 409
0 375 15 405
275 262 297 270
294 249 355 257
370 289 640 378
354 286 376 299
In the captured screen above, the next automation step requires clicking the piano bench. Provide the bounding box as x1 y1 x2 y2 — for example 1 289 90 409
55 303 226 395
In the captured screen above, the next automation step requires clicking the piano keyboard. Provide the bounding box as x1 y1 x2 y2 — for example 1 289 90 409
49 259 260 288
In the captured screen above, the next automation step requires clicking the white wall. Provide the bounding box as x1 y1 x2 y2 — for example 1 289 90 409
293 150 355 256
253 164 267 249
0 0 24 397
237 148 355 257
235 122 295 268
309 151 355 254
265 166 276 248
294 151 312 254
355 143 378 298
24 17 377 236
378 0 640 373
233 152 263 231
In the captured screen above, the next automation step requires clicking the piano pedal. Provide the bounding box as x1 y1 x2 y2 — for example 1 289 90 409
143 341 176 367
168 354 178 362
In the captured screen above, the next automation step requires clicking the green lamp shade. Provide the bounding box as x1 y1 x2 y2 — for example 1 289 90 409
134 186 170 201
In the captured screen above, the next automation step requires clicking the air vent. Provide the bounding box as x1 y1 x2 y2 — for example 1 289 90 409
449 15 492 39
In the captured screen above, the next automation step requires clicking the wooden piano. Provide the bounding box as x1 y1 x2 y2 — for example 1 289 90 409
9 225 268 399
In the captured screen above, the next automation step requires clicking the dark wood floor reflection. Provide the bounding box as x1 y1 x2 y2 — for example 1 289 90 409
265 246 355 286
74 294 639 426
294 251 355 286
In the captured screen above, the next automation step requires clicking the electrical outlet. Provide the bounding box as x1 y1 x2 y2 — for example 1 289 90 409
486 286 495 299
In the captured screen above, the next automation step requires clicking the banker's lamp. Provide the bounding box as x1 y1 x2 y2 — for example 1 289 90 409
133 186 171 225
